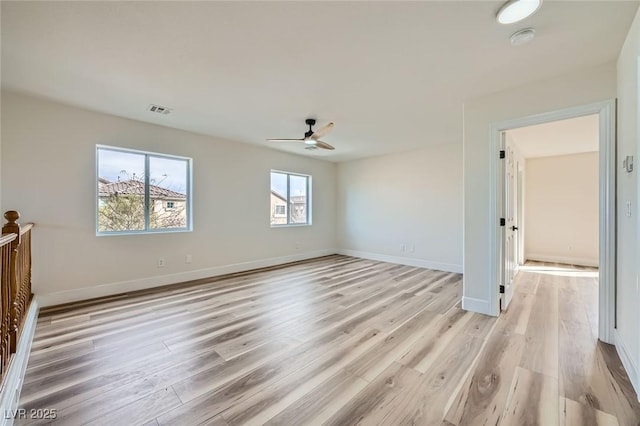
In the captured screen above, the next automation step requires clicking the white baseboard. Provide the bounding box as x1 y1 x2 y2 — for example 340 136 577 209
613 329 640 401
462 296 493 316
39 248 462 307
0 297 39 426
336 249 462 274
38 249 337 307
526 253 598 267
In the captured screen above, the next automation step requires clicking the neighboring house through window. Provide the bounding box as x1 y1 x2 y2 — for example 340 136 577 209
96 145 192 234
270 170 311 226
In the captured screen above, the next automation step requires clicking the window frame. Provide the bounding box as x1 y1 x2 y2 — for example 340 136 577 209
270 170 312 227
96 145 193 236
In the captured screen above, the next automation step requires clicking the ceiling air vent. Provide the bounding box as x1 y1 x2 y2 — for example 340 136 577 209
148 104 172 115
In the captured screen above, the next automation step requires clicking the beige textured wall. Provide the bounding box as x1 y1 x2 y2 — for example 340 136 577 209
1 91 337 304
337 142 463 273
524 152 599 266
616 6 640 384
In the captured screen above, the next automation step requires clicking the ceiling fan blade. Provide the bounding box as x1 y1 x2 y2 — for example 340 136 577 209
315 141 335 150
266 138 305 142
310 122 334 140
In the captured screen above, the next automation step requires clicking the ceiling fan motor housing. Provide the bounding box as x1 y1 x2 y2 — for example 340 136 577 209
304 118 316 139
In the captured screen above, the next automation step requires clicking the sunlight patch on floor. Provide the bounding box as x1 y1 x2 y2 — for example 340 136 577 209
519 264 598 278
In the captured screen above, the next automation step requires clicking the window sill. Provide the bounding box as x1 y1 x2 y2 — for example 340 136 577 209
96 228 193 237
270 223 312 228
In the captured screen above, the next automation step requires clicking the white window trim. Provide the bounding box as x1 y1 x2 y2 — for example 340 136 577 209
96 145 193 236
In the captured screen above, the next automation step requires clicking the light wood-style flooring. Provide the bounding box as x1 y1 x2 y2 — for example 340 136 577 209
16 255 640 425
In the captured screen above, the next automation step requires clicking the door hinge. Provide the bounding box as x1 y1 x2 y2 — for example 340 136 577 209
499 285 505 294
500 218 506 226
499 150 505 159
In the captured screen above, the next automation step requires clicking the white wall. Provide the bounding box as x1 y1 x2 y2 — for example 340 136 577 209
336 143 462 273
617 7 640 392
463 62 616 316
1 91 337 305
524 152 599 267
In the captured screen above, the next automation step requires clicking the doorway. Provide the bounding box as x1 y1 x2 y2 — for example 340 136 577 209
490 100 616 344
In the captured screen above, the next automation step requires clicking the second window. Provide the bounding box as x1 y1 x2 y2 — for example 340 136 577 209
270 171 311 226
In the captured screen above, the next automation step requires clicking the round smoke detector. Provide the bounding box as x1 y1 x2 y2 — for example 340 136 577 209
510 28 536 46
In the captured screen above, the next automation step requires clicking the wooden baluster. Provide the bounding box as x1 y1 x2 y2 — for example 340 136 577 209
2 211 21 353
0 243 7 379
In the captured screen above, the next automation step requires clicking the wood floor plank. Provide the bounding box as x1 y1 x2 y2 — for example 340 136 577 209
597 342 640 422
494 288 534 336
421 281 463 314
159 328 383 425
501 367 559 426
443 331 525 426
42 348 225 425
322 362 423 426
519 273 559 378
219 329 385 426
82 387 182 426
560 397 620 426
397 307 473 373
261 370 368 426
346 307 440 382
514 266 540 294
167 337 299 404
379 333 487 425
198 416 229 426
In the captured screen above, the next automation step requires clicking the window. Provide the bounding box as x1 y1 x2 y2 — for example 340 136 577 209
96 145 192 235
270 171 311 226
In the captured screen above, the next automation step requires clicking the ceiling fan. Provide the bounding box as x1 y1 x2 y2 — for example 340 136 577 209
267 118 335 150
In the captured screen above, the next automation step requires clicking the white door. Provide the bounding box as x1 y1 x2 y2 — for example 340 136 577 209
500 132 518 309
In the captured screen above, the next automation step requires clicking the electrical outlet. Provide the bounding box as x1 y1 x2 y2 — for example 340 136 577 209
158 258 165 268
407 244 415 253
185 254 192 264
399 244 406 252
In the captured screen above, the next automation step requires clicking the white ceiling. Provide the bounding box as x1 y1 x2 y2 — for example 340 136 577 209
508 114 599 158
1 1 637 162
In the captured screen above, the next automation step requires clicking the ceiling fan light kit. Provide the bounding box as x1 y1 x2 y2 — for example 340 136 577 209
497 0 542 25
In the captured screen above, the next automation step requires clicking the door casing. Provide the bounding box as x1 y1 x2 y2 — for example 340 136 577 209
488 100 616 344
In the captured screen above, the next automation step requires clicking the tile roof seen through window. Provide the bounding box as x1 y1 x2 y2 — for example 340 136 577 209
98 179 186 200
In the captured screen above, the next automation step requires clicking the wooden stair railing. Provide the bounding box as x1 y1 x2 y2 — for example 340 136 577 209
0 211 34 387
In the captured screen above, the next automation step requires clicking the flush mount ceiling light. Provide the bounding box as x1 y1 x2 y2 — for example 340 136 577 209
510 28 536 46
497 0 542 24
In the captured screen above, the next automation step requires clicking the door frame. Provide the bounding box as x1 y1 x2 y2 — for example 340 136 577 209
488 99 616 344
